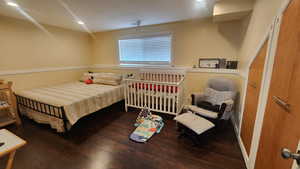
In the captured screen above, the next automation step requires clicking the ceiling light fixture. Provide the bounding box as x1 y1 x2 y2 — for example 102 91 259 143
77 21 84 25
7 1 19 7
195 0 202 2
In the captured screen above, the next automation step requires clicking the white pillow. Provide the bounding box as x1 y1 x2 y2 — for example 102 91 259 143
93 78 121 86
92 73 122 81
204 88 234 105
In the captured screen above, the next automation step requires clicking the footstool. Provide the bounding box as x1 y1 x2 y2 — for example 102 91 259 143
174 111 215 144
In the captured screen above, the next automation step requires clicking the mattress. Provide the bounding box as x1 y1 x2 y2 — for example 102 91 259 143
15 82 124 132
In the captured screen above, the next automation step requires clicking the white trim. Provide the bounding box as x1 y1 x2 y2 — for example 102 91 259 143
237 28 270 137
237 26 272 169
238 70 248 79
246 26 272 70
91 64 175 70
0 65 90 76
248 14 282 169
231 116 250 169
236 10 275 169
238 136 250 169
91 64 240 74
238 69 248 134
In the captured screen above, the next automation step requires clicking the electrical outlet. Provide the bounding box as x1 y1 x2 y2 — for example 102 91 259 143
292 140 300 169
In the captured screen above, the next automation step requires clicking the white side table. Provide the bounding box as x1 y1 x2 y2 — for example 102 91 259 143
0 129 26 169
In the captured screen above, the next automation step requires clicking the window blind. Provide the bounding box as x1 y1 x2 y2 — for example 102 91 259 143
118 35 171 65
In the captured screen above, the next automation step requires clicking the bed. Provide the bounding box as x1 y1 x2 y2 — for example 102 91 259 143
15 82 124 132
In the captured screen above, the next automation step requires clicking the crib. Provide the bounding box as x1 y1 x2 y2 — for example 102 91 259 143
124 69 186 116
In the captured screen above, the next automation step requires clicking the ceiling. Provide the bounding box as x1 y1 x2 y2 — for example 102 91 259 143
0 0 216 32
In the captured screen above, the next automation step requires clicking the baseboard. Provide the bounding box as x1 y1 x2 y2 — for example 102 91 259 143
238 135 250 169
231 116 249 169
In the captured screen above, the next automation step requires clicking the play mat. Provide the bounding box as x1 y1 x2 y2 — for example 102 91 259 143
130 108 164 143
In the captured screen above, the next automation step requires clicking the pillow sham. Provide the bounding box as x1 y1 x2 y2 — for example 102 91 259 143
93 78 121 86
92 73 122 81
204 88 234 105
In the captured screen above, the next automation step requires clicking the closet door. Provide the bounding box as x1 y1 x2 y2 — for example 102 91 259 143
240 39 269 155
255 0 300 168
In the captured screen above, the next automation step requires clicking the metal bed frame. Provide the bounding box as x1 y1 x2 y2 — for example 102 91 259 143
15 95 68 132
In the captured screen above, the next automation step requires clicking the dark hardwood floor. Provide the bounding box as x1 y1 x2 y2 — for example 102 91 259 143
1 102 246 169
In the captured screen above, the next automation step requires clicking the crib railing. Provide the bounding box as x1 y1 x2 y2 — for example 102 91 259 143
139 71 185 83
124 70 185 115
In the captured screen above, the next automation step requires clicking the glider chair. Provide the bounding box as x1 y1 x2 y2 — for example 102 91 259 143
175 78 237 144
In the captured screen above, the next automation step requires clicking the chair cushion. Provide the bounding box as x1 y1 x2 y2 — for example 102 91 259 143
188 105 219 119
174 112 215 135
204 88 235 105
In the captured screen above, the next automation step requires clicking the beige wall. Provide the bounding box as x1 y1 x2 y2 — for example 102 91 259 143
238 0 285 71
1 70 87 91
0 14 245 119
213 0 253 16
234 0 286 125
91 18 244 105
213 0 253 23
92 19 243 66
0 15 92 90
0 1 287 133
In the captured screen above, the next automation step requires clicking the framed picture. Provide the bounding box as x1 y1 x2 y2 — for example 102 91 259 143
198 58 220 68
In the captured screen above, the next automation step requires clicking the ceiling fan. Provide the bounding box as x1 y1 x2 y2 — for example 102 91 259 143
132 20 142 27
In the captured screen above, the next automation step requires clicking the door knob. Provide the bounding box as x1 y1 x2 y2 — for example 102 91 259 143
281 148 300 165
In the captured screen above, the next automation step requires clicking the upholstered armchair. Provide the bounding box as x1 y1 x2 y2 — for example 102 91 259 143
174 78 237 144
190 78 237 122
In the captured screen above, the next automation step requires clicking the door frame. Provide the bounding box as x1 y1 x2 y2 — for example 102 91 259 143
247 17 280 169
237 26 273 169
237 0 292 168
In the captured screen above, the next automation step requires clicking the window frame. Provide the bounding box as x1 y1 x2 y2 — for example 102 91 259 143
117 32 173 66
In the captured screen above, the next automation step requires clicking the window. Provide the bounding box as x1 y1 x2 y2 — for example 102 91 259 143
118 34 172 65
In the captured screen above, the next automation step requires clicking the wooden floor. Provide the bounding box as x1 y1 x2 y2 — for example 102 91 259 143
1 102 246 169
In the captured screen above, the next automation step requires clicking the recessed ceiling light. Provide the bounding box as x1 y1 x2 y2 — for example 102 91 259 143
196 0 202 2
7 2 19 7
77 21 84 25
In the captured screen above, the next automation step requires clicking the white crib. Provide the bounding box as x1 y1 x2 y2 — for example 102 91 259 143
124 69 186 116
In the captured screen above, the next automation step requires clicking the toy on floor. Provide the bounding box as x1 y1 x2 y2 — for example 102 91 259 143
130 108 164 143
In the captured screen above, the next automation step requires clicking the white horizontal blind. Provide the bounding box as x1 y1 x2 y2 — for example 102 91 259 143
119 35 171 65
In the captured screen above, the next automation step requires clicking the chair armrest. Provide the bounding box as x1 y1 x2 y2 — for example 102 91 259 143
191 93 206 105
219 99 234 120
185 105 218 119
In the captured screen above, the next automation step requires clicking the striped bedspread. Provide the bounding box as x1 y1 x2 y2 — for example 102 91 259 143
15 82 124 125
